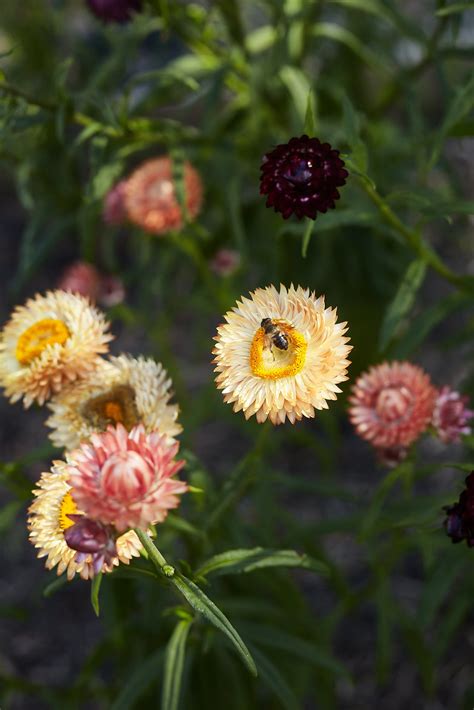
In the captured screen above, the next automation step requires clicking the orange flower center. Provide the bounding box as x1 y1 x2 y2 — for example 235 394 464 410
82 384 139 431
16 318 70 366
59 491 79 531
250 321 307 380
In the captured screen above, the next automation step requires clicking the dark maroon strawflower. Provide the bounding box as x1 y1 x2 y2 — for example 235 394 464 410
260 135 348 220
443 472 474 547
86 0 142 23
64 514 118 574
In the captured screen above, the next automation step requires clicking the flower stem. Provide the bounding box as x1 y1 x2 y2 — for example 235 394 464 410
358 176 472 292
135 529 175 577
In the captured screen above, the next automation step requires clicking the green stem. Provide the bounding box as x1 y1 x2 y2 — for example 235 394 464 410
135 529 173 574
358 176 470 290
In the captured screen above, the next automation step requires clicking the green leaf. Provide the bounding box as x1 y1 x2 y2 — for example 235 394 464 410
304 90 317 135
171 148 187 223
390 291 471 358
43 575 68 598
194 547 328 579
436 2 474 16
418 556 465 628
429 72 474 168
170 573 257 676
91 573 102 617
111 649 164 710
91 161 125 200
378 258 426 351
162 619 192 710
248 645 299 710
245 25 277 54
280 66 313 126
241 622 348 676
312 23 392 73
341 93 367 172
301 219 316 257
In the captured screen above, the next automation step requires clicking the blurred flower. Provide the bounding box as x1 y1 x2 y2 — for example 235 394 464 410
27 468 142 580
103 180 128 225
58 261 102 302
124 157 203 235
67 423 186 531
86 0 142 23
46 355 181 450
444 472 474 547
99 274 126 307
432 386 473 443
260 135 348 220
210 249 241 277
349 361 436 450
0 291 112 407
213 284 351 424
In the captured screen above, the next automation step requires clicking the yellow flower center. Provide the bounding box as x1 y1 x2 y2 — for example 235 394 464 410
59 491 79 531
15 318 70 366
250 321 307 380
82 384 139 431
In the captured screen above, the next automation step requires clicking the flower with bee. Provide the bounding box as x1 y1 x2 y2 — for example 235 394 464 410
213 284 351 424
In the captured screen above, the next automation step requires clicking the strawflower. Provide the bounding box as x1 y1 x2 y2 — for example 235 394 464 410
124 157 203 235
0 290 112 407
28 468 142 580
67 423 187 532
260 135 348 220
432 386 473 443
46 355 181 450
86 0 142 23
349 361 436 451
444 472 474 547
213 284 351 424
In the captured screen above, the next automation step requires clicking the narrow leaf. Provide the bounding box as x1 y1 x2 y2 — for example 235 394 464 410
162 619 192 710
304 90 317 135
378 259 426 351
194 547 328 579
280 66 313 125
170 573 257 676
91 573 102 617
301 219 316 257
436 3 474 16
429 72 474 168
111 649 164 710
249 645 299 710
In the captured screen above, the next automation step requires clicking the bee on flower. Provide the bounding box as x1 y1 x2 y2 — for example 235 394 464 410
213 284 351 425
46 355 182 450
0 291 112 407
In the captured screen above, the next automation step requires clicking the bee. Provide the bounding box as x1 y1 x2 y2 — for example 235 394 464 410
261 317 289 351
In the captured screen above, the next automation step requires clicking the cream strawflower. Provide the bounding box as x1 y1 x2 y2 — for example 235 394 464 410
213 284 351 424
0 290 112 407
46 355 181 450
27 467 142 581
67 423 187 532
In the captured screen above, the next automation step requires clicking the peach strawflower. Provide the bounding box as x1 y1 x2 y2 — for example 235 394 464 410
124 157 203 235
58 261 102 302
46 355 181 450
103 179 129 225
0 290 112 407
432 386 473 443
67 423 187 532
349 361 436 450
28 468 142 580
213 284 351 424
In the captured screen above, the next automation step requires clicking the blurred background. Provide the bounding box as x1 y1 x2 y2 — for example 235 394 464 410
0 1 473 708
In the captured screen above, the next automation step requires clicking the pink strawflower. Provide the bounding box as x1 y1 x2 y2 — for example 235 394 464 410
124 157 203 235
349 361 436 450
67 424 186 532
432 386 473 443
103 180 129 225
98 274 126 307
58 262 101 302
210 249 241 277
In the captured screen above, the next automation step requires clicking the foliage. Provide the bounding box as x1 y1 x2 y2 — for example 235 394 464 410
0 0 473 707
